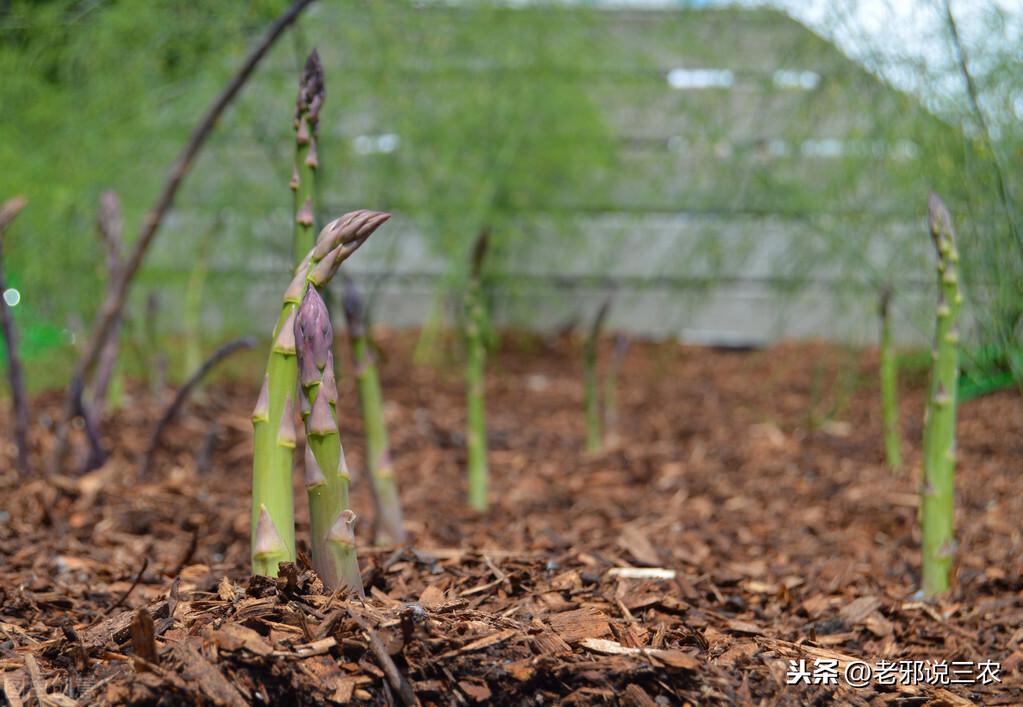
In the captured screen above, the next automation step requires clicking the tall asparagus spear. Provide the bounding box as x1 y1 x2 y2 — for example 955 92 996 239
251 210 389 577
584 299 610 454
879 285 903 473
291 50 324 265
343 279 406 545
920 193 963 597
464 229 490 511
295 284 364 594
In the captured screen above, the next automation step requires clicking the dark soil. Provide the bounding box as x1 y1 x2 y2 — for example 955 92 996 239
1 334 1020 705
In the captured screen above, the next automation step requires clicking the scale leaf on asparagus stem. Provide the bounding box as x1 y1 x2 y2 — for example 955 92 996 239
250 211 389 579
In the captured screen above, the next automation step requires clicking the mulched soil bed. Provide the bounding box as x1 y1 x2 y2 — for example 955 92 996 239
1 334 1021 705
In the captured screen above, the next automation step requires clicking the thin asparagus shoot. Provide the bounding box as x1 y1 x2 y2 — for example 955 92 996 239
584 298 610 453
604 333 630 449
296 284 364 594
920 193 963 597
291 50 324 266
465 229 490 511
343 279 406 545
879 285 903 473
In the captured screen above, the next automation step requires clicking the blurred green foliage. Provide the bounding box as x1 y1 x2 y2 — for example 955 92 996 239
0 0 1020 392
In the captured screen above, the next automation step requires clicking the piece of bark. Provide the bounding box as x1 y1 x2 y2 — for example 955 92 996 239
131 608 159 664
173 638 248 707
547 607 611 644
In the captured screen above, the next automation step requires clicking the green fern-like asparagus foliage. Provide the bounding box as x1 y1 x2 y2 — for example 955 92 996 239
296 284 364 595
920 193 963 597
251 210 389 578
343 279 406 545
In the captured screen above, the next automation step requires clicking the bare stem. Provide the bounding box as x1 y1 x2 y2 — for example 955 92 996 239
139 336 256 478
0 195 31 476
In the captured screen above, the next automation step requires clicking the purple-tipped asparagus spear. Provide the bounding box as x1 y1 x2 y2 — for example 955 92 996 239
295 284 363 594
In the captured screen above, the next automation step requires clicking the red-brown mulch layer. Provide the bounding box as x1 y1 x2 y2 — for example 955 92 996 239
1 334 1020 705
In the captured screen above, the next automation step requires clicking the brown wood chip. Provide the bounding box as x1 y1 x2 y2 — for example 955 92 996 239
548 607 611 643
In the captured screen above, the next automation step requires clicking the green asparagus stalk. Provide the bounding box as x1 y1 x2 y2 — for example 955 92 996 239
342 279 406 545
604 333 630 449
920 193 963 597
465 230 490 512
251 210 389 578
584 299 610 454
291 50 325 265
296 283 364 595
878 286 903 473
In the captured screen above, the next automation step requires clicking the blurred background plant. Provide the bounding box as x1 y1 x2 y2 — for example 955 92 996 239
0 0 1019 395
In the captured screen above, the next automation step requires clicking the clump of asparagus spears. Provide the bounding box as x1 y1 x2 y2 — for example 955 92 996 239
251 211 389 581
878 285 902 473
464 230 490 511
920 193 962 597
343 280 406 545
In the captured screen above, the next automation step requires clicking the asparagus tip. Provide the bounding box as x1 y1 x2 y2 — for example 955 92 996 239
297 48 325 126
296 285 332 370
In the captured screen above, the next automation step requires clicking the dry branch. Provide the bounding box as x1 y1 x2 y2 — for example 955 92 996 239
139 336 256 478
50 0 317 474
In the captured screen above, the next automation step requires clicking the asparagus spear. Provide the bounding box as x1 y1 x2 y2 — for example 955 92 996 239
296 284 364 594
604 333 630 449
291 50 324 265
465 229 490 511
878 286 903 473
920 193 963 596
584 299 610 453
251 211 389 577
343 279 406 544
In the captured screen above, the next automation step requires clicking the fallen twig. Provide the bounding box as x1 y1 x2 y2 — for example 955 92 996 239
139 336 255 478
0 195 30 476
350 607 419 706
49 0 317 474
105 557 150 616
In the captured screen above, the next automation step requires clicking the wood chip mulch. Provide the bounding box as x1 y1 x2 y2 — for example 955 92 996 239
1 335 1021 705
